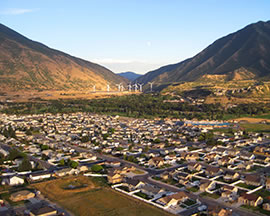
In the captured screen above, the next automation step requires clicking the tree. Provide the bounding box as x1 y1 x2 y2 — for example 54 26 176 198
91 164 103 173
40 145 49 150
18 158 32 171
81 136 90 143
59 159 65 166
69 160 78 168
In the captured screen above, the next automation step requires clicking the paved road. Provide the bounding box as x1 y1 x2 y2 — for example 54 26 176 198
66 143 260 216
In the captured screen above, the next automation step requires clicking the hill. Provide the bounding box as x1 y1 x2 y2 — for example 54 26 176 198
117 71 142 81
0 23 126 91
136 21 270 84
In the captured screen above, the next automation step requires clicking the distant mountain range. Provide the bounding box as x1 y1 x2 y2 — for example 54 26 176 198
0 23 126 91
136 21 270 84
117 72 142 81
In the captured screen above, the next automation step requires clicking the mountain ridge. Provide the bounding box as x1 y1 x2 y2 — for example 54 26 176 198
0 23 126 91
117 71 142 81
136 20 270 84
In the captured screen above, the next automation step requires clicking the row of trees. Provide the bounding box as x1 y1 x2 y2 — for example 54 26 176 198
1 94 270 120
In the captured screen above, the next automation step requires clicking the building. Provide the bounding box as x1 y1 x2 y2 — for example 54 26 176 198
1 176 24 186
157 191 189 207
10 190 35 202
30 206 58 216
238 193 263 207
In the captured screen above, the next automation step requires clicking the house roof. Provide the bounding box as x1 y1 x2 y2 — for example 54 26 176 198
158 191 188 204
30 206 57 215
245 174 261 183
240 192 261 202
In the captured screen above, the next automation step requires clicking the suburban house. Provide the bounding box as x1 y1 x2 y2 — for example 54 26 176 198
266 178 270 190
29 171 51 182
148 157 164 168
187 162 203 172
157 191 189 208
244 174 262 187
140 184 165 198
263 200 270 211
30 205 58 216
223 171 240 181
10 190 35 202
107 172 123 184
221 185 238 200
205 166 223 177
238 193 263 207
122 179 145 191
1 176 24 186
173 172 193 185
200 179 216 192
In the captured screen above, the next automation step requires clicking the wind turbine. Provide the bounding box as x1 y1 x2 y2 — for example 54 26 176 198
148 82 154 92
134 83 138 92
107 83 110 92
128 83 132 92
93 84 96 93
120 84 124 92
116 83 122 92
138 83 143 92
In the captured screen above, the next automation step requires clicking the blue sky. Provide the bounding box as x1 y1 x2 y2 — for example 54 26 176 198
1 0 270 74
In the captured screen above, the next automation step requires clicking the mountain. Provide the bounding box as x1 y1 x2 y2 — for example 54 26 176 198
0 23 126 91
136 21 270 84
117 72 142 81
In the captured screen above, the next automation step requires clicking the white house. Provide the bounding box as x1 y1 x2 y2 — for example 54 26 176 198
2 176 24 186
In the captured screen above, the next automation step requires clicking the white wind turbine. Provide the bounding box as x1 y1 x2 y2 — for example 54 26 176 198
116 83 122 92
128 83 132 92
120 84 124 92
138 83 143 92
107 83 110 92
93 84 96 92
134 83 138 92
148 82 154 92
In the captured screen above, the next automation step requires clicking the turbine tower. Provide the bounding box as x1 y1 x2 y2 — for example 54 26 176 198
138 83 143 92
93 84 96 93
148 82 154 92
134 83 138 92
107 83 110 92
120 84 124 92
116 83 122 92
128 83 132 92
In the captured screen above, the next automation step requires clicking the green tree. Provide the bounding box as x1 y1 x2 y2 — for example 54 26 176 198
91 164 103 172
69 160 78 168
18 158 32 171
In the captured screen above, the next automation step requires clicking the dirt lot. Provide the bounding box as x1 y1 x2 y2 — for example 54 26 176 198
32 176 172 216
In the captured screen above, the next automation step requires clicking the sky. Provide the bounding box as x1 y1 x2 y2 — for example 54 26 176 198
1 0 270 74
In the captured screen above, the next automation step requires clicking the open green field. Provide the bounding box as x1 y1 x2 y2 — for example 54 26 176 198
239 123 270 133
32 176 172 216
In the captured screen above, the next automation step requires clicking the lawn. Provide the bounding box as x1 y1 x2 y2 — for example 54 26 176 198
187 187 199 192
183 199 196 206
236 183 257 190
255 189 270 199
241 205 270 215
200 192 220 199
239 123 270 133
32 176 172 216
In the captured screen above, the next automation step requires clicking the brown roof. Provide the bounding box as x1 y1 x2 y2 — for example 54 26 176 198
240 192 261 202
245 174 261 183
159 191 188 204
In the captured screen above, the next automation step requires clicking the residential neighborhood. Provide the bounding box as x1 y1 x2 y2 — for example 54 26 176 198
0 112 270 216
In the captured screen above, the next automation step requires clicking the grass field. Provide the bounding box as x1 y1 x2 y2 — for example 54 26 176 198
32 176 172 216
239 123 270 133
